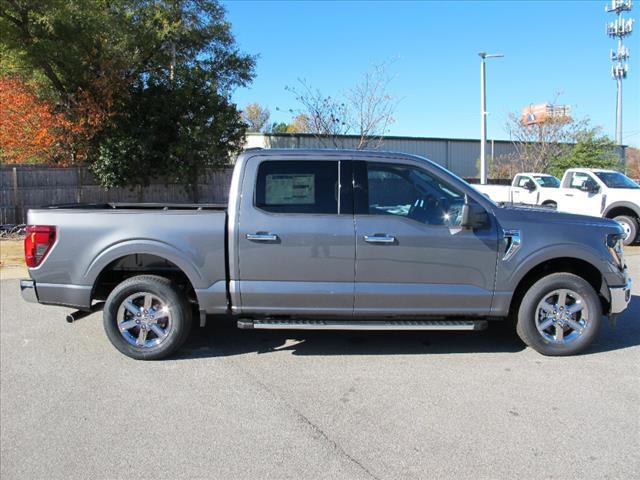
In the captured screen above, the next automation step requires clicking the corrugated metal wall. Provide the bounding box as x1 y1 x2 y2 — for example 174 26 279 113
252 133 520 178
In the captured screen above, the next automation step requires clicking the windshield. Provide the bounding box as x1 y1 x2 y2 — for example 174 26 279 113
533 175 560 188
594 172 640 189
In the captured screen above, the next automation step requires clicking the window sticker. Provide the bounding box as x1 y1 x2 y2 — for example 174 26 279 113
265 174 315 205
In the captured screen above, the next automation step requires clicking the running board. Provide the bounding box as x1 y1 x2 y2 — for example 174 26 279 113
237 319 487 331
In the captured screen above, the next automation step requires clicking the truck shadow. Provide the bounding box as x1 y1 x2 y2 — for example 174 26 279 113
174 295 639 360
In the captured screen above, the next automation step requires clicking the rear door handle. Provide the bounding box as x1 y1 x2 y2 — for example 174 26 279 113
246 233 279 242
565 193 574 197
364 234 396 244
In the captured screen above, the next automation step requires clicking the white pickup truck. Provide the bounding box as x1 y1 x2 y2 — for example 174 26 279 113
475 169 640 245
475 173 561 207
555 168 640 245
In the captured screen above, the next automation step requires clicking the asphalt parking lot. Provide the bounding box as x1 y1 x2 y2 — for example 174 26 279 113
1 249 639 480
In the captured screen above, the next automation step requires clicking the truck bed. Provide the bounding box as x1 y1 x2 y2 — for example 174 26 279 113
26 205 229 314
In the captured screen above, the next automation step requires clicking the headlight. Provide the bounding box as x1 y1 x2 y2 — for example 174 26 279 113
607 233 625 269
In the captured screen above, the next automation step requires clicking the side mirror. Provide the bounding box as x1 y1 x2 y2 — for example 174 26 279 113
461 202 489 229
580 180 600 194
524 180 536 191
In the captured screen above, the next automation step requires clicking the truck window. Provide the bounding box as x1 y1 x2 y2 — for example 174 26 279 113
255 161 339 214
516 176 532 188
363 162 464 227
533 175 560 188
594 171 640 189
567 172 593 189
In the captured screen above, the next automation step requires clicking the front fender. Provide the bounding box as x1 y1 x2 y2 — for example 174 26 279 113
505 243 608 289
490 242 613 316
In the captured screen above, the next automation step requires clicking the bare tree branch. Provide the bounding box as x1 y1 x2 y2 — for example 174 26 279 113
285 61 398 149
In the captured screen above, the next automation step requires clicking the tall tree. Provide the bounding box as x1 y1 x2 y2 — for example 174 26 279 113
0 0 136 160
93 65 248 201
242 102 270 132
1 0 255 193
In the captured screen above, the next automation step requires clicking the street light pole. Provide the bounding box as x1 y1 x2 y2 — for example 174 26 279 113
479 52 503 185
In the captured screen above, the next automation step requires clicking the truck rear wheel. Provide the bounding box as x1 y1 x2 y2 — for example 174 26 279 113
516 273 601 356
103 275 192 360
613 215 637 246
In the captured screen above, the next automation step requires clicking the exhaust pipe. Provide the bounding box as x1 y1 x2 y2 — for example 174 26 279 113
66 302 104 323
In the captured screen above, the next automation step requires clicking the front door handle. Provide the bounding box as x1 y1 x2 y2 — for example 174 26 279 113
246 233 279 242
364 234 396 244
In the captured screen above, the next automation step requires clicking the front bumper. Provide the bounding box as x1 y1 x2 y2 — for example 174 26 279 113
609 280 632 315
20 279 38 303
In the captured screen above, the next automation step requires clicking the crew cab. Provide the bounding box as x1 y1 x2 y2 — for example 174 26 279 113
555 168 640 245
474 173 561 207
20 149 632 359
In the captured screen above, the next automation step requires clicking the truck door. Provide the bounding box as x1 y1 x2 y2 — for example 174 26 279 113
352 160 499 316
236 156 355 315
559 172 603 216
512 175 538 205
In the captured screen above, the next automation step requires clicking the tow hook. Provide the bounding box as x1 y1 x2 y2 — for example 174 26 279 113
66 302 104 323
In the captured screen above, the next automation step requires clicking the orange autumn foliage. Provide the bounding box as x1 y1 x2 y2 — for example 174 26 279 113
0 76 66 164
0 75 117 165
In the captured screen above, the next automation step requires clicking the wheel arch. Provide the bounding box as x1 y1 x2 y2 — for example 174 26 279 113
603 201 640 220
508 257 607 317
87 241 204 306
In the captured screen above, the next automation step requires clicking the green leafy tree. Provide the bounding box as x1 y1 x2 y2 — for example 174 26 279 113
94 63 249 201
548 129 621 179
268 122 290 133
1 0 255 192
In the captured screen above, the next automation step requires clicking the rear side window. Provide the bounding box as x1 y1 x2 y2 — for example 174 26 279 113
255 161 339 214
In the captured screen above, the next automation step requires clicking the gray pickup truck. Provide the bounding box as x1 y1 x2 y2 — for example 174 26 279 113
21 149 632 359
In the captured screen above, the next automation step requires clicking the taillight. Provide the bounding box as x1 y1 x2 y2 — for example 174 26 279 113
24 225 56 268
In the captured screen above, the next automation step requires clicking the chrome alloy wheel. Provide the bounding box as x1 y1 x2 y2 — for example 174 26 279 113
617 219 632 240
535 289 589 344
116 292 172 348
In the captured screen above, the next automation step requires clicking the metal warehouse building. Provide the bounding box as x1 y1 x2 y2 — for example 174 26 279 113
245 132 520 178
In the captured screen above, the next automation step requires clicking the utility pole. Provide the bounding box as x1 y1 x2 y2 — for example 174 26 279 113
478 52 503 184
606 0 634 146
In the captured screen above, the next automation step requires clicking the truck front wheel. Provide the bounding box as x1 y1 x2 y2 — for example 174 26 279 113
516 273 601 356
103 275 192 360
613 215 638 246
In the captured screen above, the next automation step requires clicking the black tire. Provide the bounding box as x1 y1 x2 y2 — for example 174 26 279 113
516 273 601 356
613 215 638 246
103 275 192 360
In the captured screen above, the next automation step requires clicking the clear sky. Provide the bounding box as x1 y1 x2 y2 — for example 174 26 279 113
224 0 640 147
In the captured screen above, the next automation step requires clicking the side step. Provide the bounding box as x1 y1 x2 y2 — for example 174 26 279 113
237 319 487 331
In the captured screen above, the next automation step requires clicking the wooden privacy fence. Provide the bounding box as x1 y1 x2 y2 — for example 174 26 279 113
0 165 234 224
